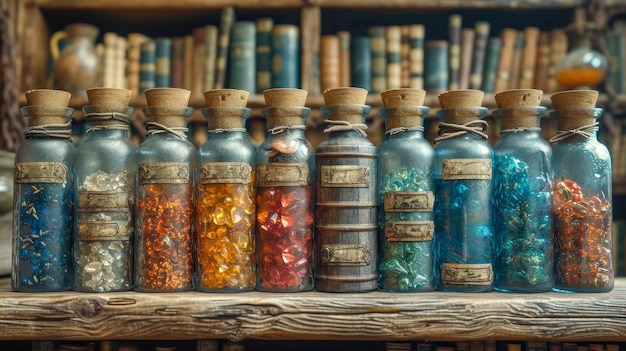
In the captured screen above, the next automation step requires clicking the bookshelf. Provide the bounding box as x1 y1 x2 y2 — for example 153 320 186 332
3 0 626 347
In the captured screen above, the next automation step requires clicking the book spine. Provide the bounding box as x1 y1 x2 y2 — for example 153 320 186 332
509 31 525 90
458 28 474 90
320 35 340 92
271 24 300 88
448 14 462 90
126 33 149 96
115 36 127 89
495 28 518 93
424 40 448 94
228 21 256 93
547 28 568 93
214 6 236 89
103 32 118 88
192 27 206 99
139 40 156 94
155 37 172 88
606 30 624 94
409 24 425 89
386 25 402 90
203 25 218 92
170 37 185 89
369 26 387 94
400 25 410 88
533 31 550 92
256 17 273 93
469 21 489 90
350 36 371 91
519 26 540 89
183 34 195 91
481 37 502 94
338 30 351 87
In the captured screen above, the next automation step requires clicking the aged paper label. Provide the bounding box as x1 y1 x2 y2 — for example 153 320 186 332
78 221 130 241
321 244 371 266
384 221 434 242
15 162 67 184
320 165 371 187
200 162 252 184
442 159 492 180
138 163 189 184
257 163 309 187
384 191 434 212
78 191 129 211
441 263 493 286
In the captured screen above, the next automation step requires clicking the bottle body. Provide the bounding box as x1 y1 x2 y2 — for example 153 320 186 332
256 125 315 292
73 122 136 292
135 133 197 292
196 130 257 292
552 118 612 292
13 137 75 291
493 131 554 292
377 127 435 292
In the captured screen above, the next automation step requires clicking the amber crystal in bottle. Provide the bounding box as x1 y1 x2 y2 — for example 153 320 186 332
74 87 136 292
134 88 196 292
550 90 613 293
256 88 315 292
12 89 75 292
196 89 257 292
315 87 378 293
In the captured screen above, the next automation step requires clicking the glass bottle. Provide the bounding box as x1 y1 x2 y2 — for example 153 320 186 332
377 88 435 292
433 89 494 292
12 89 75 292
550 90 613 292
256 88 314 292
492 89 554 293
73 87 136 292
135 88 196 292
315 87 378 293
196 89 256 292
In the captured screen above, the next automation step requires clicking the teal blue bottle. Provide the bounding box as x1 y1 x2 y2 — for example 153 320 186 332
433 89 494 292
377 88 435 292
492 89 554 293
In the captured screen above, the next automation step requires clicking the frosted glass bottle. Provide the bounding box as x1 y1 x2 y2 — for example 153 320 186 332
12 89 75 292
492 89 554 293
550 90 613 293
74 88 136 292
433 89 494 292
377 88 435 292
196 89 256 292
135 88 196 292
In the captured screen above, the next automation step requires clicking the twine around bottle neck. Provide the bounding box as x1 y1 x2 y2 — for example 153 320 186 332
385 126 425 136
84 111 131 133
267 125 306 135
434 120 489 144
146 121 188 140
24 120 73 139
323 119 368 137
500 127 542 134
549 121 599 143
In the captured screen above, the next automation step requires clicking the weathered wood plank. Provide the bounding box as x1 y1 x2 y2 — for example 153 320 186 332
0 277 625 342
30 0 305 9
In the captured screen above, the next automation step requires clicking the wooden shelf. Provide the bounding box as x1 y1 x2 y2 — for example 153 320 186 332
0 277 625 342
31 0 305 10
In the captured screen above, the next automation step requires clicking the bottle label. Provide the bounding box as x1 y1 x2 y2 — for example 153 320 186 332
78 221 130 241
384 221 434 241
78 191 130 212
320 165 371 188
200 162 252 184
257 163 309 187
442 159 492 180
15 162 67 183
138 162 189 184
321 244 371 266
384 191 434 212
441 263 493 285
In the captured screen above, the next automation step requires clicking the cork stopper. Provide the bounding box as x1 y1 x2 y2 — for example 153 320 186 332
551 90 601 130
438 89 484 109
494 89 545 129
23 89 73 126
144 88 192 128
84 87 134 125
263 88 310 128
381 88 426 107
204 89 249 108
323 87 368 106
87 87 132 106
380 88 428 129
437 89 486 124
203 89 250 129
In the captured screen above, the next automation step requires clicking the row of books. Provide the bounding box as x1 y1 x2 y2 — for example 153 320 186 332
608 119 626 178
613 220 626 277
